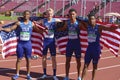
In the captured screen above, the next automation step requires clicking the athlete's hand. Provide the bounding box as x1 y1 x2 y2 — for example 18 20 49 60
43 27 48 32
45 27 48 30
0 21 4 24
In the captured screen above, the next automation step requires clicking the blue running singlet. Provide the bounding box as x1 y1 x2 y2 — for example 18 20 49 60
17 21 33 59
85 24 101 64
66 20 81 58
43 18 56 56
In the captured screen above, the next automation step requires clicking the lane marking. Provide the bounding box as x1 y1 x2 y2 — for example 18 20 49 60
0 55 119 72
57 64 120 76
0 49 117 62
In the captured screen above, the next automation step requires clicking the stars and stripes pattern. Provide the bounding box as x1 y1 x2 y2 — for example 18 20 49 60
99 22 120 56
0 18 46 58
56 21 120 56
0 17 120 58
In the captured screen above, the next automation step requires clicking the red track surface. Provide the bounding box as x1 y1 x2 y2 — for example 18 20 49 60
0 47 120 80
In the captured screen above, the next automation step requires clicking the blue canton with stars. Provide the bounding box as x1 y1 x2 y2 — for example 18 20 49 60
0 16 73 42
0 16 43 42
0 22 20 42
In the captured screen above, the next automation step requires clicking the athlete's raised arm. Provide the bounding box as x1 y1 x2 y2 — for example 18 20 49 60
0 21 20 32
32 21 47 34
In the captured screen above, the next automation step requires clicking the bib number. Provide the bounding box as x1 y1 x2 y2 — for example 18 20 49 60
68 31 78 39
88 33 97 43
45 29 54 38
48 29 54 35
20 32 30 41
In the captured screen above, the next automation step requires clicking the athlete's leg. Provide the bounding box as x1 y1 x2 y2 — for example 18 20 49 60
81 49 92 80
76 58 81 78
49 42 57 74
81 63 89 80
65 40 73 79
42 55 47 75
65 57 72 78
74 39 81 78
92 50 100 80
25 57 32 79
49 41 58 80
16 58 22 75
25 42 32 75
26 58 31 74
24 42 33 79
41 40 49 78
92 63 98 80
12 43 24 79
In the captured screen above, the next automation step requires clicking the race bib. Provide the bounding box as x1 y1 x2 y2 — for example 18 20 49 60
45 29 54 38
88 33 97 43
20 32 30 41
69 30 77 35
68 30 78 39
48 29 54 36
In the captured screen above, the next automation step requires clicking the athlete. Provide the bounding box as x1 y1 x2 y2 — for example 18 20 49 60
81 14 120 80
0 10 44 80
39 8 61 80
58 9 82 80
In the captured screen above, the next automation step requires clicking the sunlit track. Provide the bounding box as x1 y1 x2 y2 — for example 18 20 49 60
0 55 119 72
0 49 112 62
57 64 120 76
0 48 120 80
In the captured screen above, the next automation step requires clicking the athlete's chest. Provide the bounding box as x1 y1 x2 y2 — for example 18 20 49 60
68 22 79 31
20 22 32 32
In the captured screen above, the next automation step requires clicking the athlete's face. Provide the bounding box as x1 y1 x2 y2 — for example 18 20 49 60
46 10 54 18
89 16 96 26
98 18 102 22
43 13 47 18
23 11 31 20
69 11 77 20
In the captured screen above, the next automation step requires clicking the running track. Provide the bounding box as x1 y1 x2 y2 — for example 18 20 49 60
0 47 120 80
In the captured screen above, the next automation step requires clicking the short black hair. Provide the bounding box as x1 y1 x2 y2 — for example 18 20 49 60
69 8 77 13
43 12 47 15
97 16 102 19
23 10 31 15
88 14 96 19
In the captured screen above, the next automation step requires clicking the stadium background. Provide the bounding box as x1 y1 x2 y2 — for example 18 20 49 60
0 0 120 21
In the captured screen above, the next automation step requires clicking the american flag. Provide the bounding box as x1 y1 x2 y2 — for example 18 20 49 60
56 21 120 56
99 22 120 56
0 17 46 59
1 17 120 58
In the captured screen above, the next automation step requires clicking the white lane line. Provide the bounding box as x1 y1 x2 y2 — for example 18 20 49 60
0 59 17 62
0 55 119 72
57 64 120 76
0 49 116 62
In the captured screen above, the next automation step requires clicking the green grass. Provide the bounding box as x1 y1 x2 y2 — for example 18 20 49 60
0 15 17 20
